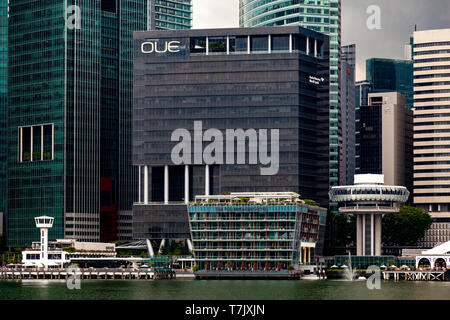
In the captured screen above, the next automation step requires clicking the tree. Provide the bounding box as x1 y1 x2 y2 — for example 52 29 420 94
382 206 432 246
304 199 320 207
332 215 356 247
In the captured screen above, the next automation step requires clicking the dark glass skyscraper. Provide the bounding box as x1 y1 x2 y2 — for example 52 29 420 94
0 0 6 236
8 1 147 247
366 58 414 109
133 27 330 243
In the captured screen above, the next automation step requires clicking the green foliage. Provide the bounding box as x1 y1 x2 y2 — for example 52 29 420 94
159 240 190 256
304 199 320 207
63 246 76 253
287 265 294 271
332 215 356 247
192 265 199 272
382 206 433 246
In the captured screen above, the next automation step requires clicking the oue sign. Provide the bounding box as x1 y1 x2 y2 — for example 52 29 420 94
141 40 181 54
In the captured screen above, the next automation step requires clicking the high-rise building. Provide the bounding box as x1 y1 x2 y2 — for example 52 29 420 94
366 58 414 109
413 28 450 247
148 0 192 30
133 27 330 246
239 0 342 194
7 1 148 247
340 44 356 185
358 92 413 191
0 0 7 237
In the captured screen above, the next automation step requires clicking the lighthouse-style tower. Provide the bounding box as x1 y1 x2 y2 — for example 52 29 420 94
34 216 54 263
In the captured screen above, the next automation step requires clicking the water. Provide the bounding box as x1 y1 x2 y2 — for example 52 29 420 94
1 279 450 300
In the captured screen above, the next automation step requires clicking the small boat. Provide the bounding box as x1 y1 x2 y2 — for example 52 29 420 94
301 274 321 280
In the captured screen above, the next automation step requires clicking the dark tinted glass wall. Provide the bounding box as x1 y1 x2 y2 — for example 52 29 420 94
359 105 382 175
366 58 414 109
133 27 330 206
0 0 7 235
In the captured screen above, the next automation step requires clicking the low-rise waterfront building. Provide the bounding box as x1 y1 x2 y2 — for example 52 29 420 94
187 192 327 272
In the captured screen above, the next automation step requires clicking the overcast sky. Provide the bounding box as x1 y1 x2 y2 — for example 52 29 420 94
193 0 450 81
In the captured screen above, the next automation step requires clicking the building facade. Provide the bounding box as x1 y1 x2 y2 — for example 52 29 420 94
0 0 6 237
133 27 330 244
187 193 327 271
7 1 148 247
239 0 342 195
358 92 413 192
413 28 450 247
340 44 356 185
148 0 192 30
366 58 414 109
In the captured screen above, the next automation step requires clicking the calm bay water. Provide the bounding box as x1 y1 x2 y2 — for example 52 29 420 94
1 279 450 300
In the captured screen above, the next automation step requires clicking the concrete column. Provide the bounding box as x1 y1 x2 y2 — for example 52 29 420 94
268 34 271 53
164 165 169 204
375 215 382 256
144 166 148 204
371 214 375 256
205 165 210 196
299 246 303 264
362 215 366 256
138 166 141 203
356 215 363 256
314 39 318 57
306 37 310 55
289 34 293 53
308 247 311 263
185 165 189 204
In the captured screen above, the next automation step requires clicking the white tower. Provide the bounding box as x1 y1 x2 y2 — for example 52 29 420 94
34 216 54 262
329 175 409 256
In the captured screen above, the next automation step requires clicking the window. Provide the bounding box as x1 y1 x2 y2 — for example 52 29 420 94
251 36 268 52
19 124 54 163
190 37 206 54
208 37 227 54
271 35 289 52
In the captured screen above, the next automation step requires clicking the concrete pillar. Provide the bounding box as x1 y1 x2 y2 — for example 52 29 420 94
362 215 366 256
144 166 148 204
299 246 303 264
289 34 293 53
356 215 363 256
164 165 169 204
306 37 310 55
308 247 311 263
185 165 189 204
205 165 210 196
371 214 375 256
314 39 318 57
375 215 382 256
138 166 141 203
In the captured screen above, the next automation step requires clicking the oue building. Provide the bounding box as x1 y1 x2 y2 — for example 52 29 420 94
133 27 330 249
329 174 409 256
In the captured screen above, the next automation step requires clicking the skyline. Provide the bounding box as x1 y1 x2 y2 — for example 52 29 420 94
192 0 450 81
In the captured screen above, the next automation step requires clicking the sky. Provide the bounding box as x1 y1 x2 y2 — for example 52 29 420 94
192 0 450 81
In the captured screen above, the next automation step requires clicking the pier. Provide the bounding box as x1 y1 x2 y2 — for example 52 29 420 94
383 270 449 281
0 268 157 280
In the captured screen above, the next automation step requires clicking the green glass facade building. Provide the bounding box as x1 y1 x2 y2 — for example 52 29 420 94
239 0 342 192
148 0 192 30
366 58 414 109
0 0 6 236
7 1 147 247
